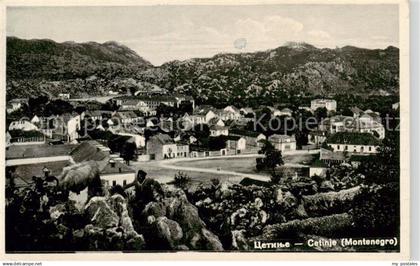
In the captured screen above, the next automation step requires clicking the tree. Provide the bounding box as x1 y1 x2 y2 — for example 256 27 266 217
120 142 137 165
357 131 399 185
192 124 210 139
256 140 284 175
314 107 328 122
45 99 74 116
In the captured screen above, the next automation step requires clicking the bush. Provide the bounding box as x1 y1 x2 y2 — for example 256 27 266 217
173 172 191 190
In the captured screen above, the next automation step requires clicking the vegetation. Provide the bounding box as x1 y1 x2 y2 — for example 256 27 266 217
172 172 191 190
256 140 284 183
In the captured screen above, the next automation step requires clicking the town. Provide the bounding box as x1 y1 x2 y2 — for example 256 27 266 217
6 91 398 192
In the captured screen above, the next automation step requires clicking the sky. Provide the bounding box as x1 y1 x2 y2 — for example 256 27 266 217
7 5 399 66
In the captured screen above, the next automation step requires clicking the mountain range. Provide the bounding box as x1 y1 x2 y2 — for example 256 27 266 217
6 37 399 103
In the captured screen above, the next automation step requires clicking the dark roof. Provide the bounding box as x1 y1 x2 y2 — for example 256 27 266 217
100 160 135 175
349 155 374 162
326 132 381 146
230 129 264 138
6 144 76 159
311 159 327 168
150 133 174 145
70 141 109 163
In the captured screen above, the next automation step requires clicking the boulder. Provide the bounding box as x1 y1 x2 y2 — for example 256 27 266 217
189 228 224 251
320 180 335 192
49 203 66 220
231 230 249 250
153 217 183 248
142 201 167 219
84 197 119 229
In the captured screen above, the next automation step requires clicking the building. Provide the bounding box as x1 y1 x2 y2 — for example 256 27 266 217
100 159 136 187
225 136 247 153
219 106 241 121
268 134 296 152
279 108 293 117
240 107 255 117
319 115 385 139
309 160 327 177
58 93 71 99
209 125 229 137
9 120 38 131
311 99 337 112
229 129 266 148
7 130 46 145
7 98 27 113
326 132 381 154
115 95 194 112
307 130 327 146
319 148 346 165
146 133 178 160
114 111 142 126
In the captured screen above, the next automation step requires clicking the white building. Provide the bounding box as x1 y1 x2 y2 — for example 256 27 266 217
268 134 296 152
209 125 229 137
100 159 136 187
311 99 337 112
9 120 39 131
326 132 380 154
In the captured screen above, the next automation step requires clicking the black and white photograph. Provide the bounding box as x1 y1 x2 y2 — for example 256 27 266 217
1 0 411 259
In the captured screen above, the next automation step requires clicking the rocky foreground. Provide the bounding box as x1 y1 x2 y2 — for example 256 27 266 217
7 164 381 253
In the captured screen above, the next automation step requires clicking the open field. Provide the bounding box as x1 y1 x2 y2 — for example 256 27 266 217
131 151 319 186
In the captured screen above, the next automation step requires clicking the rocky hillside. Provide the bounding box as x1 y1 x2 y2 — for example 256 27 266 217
148 42 399 105
7 37 152 80
7 37 399 102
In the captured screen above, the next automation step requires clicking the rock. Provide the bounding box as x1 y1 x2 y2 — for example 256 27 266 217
199 228 224 251
154 217 183 248
169 198 205 236
142 201 167 218
231 230 249 250
147 215 156 224
176 244 189 250
320 180 335 192
282 191 298 209
125 234 145 250
295 203 308 218
275 188 283 204
68 187 88 211
203 197 212 204
136 178 164 203
49 203 66 220
104 227 124 250
254 197 263 209
259 210 268 224
84 197 119 229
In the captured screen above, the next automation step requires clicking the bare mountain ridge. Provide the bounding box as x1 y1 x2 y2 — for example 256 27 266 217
6 37 399 101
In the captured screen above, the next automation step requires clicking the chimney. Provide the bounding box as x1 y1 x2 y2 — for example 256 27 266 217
109 159 116 168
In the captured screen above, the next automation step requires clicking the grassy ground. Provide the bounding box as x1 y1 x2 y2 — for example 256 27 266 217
132 152 319 186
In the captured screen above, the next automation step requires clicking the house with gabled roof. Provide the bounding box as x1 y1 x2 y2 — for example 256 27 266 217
146 133 177 160
268 134 296 152
326 132 381 154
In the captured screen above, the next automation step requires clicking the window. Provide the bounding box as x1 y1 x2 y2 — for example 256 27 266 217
345 146 348 151
123 180 127 186
112 180 117 186
369 147 372 151
337 145 340 150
